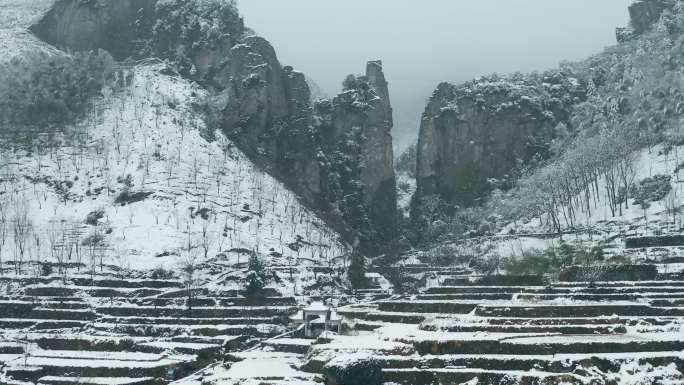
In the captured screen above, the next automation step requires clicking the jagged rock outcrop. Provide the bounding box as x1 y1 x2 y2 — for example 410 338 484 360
315 62 398 255
30 0 397 256
617 0 678 42
413 72 585 214
630 0 674 33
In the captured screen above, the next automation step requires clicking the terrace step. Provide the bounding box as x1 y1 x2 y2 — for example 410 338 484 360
137 340 222 356
6 356 185 378
170 335 236 346
0 302 36 317
377 301 478 314
0 319 37 329
420 323 626 334
97 316 276 326
24 287 79 297
261 338 315 354
427 285 684 295
382 368 583 385
362 311 428 324
376 351 684 373
0 319 87 330
353 321 384 331
0 296 85 302
32 336 165 354
39 301 91 310
482 316 679 326
96 306 296 319
515 293 642 302
0 343 25 354
554 281 684 288
474 303 684 318
425 286 569 295
91 322 284 338
651 299 684 307
30 308 97 321
85 288 164 298
37 376 156 385
4 366 44 382
129 296 297 307
408 333 684 355
0 304 98 321
336 308 374 319
577 287 684 294
415 294 514 301
442 275 546 286
69 278 183 289
33 320 87 330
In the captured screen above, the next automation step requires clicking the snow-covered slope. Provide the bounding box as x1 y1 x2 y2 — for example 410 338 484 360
0 64 348 274
414 143 684 271
0 0 55 62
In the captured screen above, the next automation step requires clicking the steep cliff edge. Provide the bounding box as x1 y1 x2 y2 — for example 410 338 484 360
29 0 397 256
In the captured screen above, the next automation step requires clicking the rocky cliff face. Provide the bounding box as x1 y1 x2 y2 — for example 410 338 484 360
413 0 679 224
618 0 679 42
315 62 398 255
29 0 158 60
30 0 397 256
413 72 585 216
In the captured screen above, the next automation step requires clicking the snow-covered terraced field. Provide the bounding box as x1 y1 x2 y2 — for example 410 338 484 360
0 272 303 385
6 265 684 384
293 266 684 385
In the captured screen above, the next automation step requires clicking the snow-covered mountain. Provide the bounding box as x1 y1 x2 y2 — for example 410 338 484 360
0 0 349 295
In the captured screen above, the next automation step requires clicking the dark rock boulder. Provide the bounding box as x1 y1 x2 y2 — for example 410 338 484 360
30 0 157 60
322 356 383 385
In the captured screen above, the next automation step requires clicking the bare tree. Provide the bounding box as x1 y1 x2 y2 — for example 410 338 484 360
178 248 200 312
12 201 32 275
665 189 680 222
113 247 131 282
0 200 8 276
47 221 65 279
165 152 176 187
211 157 225 195
200 220 214 260
84 227 105 279
191 154 202 193
31 227 42 278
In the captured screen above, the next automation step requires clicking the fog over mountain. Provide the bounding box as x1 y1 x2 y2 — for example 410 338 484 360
239 0 633 152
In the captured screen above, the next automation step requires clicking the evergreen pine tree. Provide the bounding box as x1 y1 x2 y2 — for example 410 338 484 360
245 254 268 297
348 252 367 292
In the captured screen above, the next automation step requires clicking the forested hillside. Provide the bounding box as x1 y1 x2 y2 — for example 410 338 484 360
407 1 684 253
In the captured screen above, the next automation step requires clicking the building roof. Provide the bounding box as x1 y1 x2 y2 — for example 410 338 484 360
304 301 329 312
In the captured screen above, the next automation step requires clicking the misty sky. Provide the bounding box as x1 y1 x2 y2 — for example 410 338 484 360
238 0 633 153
